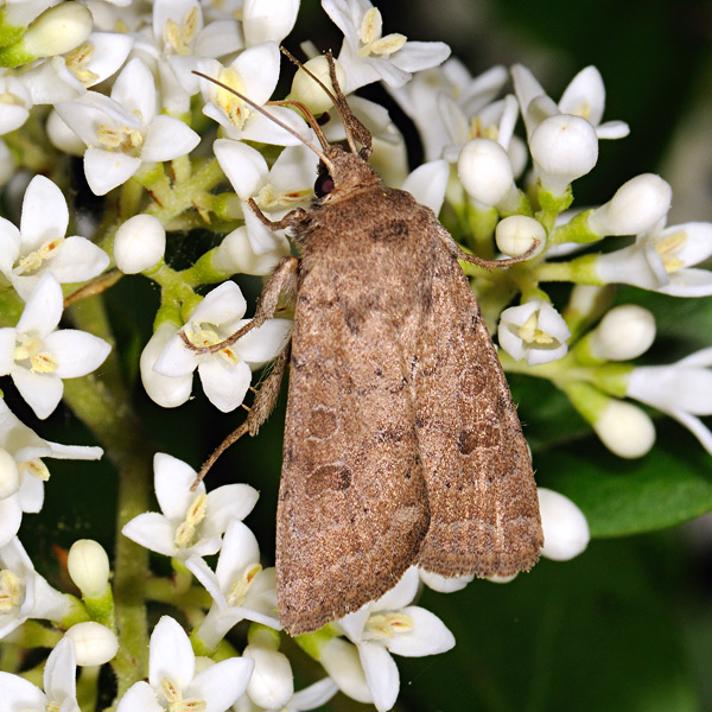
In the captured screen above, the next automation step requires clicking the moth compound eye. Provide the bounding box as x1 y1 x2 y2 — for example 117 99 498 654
314 165 334 198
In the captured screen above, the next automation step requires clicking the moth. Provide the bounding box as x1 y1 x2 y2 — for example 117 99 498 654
191 55 543 635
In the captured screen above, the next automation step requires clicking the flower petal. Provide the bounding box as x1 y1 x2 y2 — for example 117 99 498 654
0 217 21 277
20 176 68 251
558 65 605 126
391 41 451 74
198 358 252 413
18 472 44 513
189 657 253 712
43 637 76 702
289 678 339 710
232 42 280 107
204 483 259 536
84 148 141 196
233 319 291 367
142 116 200 163
214 520 260 593
48 237 109 284
121 512 177 558
358 642 400 712
117 681 164 712
240 107 311 147
401 160 448 215
190 280 247 326
419 569 473 593
153 334 198 379
0 672 45 709
374 566 419 611
185 556 227 607
595 120 630 139
319 638 372 704
111 57 157 125
0 495 22 547
668 409 712 455
214 139 268 200
0 328 16 375
385 606 455 657
656 268 712 297
141 323 194 408
17 273 63 336
148 615 195 691
660 222 712 268
12 369 63 420
195 20 243 58
44 330 111 378
153 452 204 520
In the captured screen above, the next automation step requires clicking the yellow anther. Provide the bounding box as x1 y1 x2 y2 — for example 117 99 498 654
518 313 555 346
30 352 59 374
0 569 23 612
14 335 58 374
654 231 687 274
368 33 407 56
358 7 406 57
227 562 262 606
174 492 207 549
469 117 499 141
215 67 249 129
186 323 240 365
66 42 99 85
164 7 199 56
14 239 62 276
255 184 312 211
161 677 206 712
365 611 413 639
97 124 144 155
573 101 592 120
0 91 22 106
360 7 383 45
19 459 50 482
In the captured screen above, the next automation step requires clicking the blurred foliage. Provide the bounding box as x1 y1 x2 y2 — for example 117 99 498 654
6 0 712 710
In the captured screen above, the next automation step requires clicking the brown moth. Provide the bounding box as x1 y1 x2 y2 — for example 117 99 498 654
190 56 543 635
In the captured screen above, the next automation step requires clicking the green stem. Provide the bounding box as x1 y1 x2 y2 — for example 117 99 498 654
62 296 153 698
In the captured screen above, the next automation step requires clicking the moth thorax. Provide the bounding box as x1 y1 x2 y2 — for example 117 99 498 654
173 493 207 549
0 568 24 612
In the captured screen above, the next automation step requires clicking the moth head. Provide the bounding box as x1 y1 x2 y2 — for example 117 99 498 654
314 144 380 200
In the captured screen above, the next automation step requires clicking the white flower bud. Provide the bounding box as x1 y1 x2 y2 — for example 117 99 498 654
212 226 287 276
495 215 546 258
140 323 192 409
290 55 346 115
0 449 20 499
47 109 85 156
67 539 110 598
64 622 118 665
589 305 656 361
23 2 93 59
587 174 672 236
242 0 300 46
114 215 166 274
593 399 655 458
486 573 518 584
538 488 590 561
419 568 473 593
530 114 598 196
244 646 294 710
457 138 514 207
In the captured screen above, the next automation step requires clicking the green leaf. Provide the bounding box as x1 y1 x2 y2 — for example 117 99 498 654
537 421 712 538
398 539 698 712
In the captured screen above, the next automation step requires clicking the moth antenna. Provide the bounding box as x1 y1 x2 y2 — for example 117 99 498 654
458 239 543 270
280 46 373 158
192 70 333 169
269 98 330 151
191 422 249 489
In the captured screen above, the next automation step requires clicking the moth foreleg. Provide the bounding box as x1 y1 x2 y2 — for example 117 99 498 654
248 198 309 232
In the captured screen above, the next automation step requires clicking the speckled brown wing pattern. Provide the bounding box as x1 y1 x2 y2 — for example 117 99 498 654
413 218 543 578
276 189 432 635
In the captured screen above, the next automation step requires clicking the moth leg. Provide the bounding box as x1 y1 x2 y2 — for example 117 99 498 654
182 255 299 356
435 224 540 269
192 347 290 488
248 198 309 232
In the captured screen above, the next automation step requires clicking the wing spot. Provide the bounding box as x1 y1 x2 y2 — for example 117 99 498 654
370 219 408 243
305 464 352 496
307 406 338 439
458 423 500 454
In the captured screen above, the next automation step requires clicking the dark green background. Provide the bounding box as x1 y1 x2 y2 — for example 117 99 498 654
8 0 712 710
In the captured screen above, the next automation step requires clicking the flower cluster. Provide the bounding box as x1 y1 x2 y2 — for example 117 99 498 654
0 0 709 711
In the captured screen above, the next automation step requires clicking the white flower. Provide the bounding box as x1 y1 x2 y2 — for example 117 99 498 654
114 214 166 274
0 398 103 546
0 76 32 136
498 299 571 366
0 274 111 419
418 568 473 593
188 520 280 651
55 58 201 195
595 221 712 297
116 616 253 712
626 347 712 454
337 567 455 712
322 0 450 91
199 43 309 146
121 452 259 560
242 0 300 46
153 281 292 413
0 175 109 298
537 488 590 561
64 621 118 665
211 225 291 278
0 637 79 712
0 537 71 639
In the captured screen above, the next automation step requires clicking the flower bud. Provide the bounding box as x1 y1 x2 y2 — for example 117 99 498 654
140 323 192 409
538 488 590 561
212 226 288 277
587 173 672 236
419 568 473 593
64 622 119 665
457 138 514 207
593 399 655 458
290 55 346 115
67 539 110 598
0 448 20 499
244 646 294 709
242 0 299 46
23 2 92 59
47 109 85 156
530 114 598 196
495 215 546 258
589 305 656 361
114 215 166 274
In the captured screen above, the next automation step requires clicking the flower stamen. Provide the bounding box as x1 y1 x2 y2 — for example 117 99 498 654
226 562 262 607
365 611 413 640
358 7 406 57
164 7 200 56
174 493 208 549
14 239 63 276
0 569 24 612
